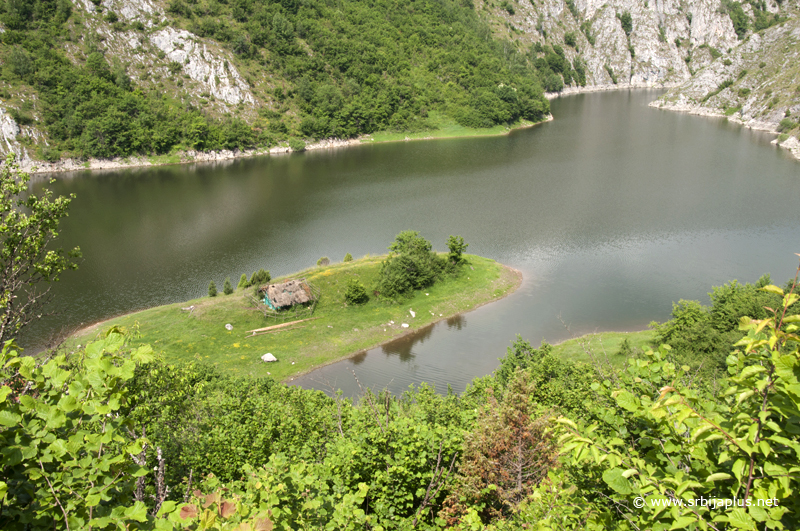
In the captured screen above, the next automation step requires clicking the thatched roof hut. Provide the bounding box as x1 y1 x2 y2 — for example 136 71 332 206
260 279 313 309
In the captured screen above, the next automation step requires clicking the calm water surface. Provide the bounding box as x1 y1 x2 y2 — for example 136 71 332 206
30 90 800 395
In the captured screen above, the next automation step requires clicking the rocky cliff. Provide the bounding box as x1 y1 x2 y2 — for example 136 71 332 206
651 7 800 158
482 0 751 87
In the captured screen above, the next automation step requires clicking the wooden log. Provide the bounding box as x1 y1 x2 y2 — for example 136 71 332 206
246 317 318 334
248 325 306 337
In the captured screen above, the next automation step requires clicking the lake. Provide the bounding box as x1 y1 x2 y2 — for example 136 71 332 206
30 89 800 395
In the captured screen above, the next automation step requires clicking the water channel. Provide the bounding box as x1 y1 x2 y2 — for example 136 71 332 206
30 89 800 395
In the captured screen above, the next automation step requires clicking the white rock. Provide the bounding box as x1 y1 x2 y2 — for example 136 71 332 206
409 309 416 318
225 323 233 331
149 27 255 107
401 323 410 328
261 353 277 362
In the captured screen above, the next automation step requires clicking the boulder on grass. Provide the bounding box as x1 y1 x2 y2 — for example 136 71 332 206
261 353 278 362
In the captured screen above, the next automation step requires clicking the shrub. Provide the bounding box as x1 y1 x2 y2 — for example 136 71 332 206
288 138 306 152
223 277 234 295
563 32 577 49
447 235 469 265
208 280 217 297
250 269 271 286
343 253 353 262
617 11 632 36
377 231 445 298
344 278 369 305
778 118 797 132
317 256 330 266
565 0 578 19
238 273 248 289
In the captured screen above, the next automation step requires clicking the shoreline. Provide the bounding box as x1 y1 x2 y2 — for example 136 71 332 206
648 100 800 162
71 257 523 382
544 81 679 100
17 116 552 176
286 264 523 383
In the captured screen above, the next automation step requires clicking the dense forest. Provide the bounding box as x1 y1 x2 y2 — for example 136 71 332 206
3 246 799 529
0 0 552 161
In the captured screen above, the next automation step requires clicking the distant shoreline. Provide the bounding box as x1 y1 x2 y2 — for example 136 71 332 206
19 115 553 176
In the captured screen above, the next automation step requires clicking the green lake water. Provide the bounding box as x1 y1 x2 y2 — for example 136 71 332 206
29 90 800 394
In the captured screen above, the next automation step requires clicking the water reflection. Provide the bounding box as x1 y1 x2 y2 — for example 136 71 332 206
27 89 800 396
381 322 435 362
446 314 466 331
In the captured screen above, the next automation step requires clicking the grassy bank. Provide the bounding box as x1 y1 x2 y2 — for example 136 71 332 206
72 254 520 382
364 112 548 143
549 329 655 368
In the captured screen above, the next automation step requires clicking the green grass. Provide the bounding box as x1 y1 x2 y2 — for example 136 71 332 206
147 152 183 165
549 329 655 368
364 111 541 143
72 254 520 382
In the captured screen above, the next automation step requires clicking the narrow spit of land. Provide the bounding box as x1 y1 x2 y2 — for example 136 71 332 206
72 254 521 382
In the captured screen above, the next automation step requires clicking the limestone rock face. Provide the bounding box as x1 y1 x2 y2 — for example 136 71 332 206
0 109 21 156
149 27 256 107
486 0 744 87
653 16 800 136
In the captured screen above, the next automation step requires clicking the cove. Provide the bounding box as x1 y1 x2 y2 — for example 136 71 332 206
29 89 800 395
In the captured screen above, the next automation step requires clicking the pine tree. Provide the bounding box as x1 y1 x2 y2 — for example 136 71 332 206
208 280 217 297
238 273 248 289
223 277 234 295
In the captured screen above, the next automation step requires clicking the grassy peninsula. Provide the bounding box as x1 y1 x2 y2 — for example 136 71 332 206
73 254 520 382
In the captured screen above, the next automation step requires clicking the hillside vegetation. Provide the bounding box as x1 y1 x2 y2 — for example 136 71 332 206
3 266 800 529
0 0 549 164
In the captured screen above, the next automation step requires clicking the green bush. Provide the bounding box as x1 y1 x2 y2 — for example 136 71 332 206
238 273 248 289
250 269 271 286
317 256 330 266
288 138 306 152
778 118 797 132
223 276 234 295
344 278 369 305
563 32 577 49
377 231 445 298
343 252 353 262
447 235 469 265
617 11 632 36
208 280 217 297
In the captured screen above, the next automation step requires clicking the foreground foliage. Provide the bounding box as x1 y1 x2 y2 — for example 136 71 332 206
0 155 80 344
2 261 799 529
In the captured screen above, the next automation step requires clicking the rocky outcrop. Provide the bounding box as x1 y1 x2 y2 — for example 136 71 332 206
485 0 745 87
148 27 256 107
651 13 800 159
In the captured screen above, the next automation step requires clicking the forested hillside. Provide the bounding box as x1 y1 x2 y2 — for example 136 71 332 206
0 0 549 165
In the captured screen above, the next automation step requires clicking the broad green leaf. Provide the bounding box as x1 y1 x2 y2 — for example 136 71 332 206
614 390 638 412
739 365 766 379
124 501 149 522
157 501 177 517
759 285 784 296
705 473 732 482
670 516 697 529
0 410 21 427
728 507 756 530
602 468 632 495
0 386 11 403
